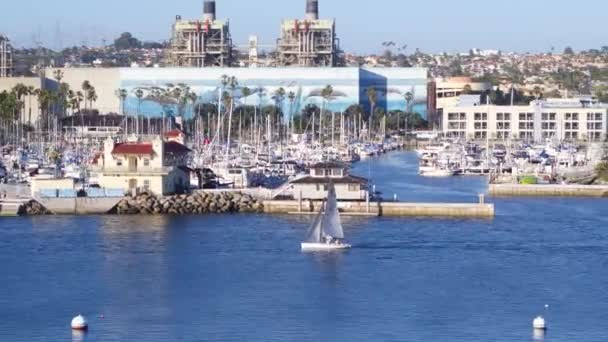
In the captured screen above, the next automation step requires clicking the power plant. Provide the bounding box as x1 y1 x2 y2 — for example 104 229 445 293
168 0 234 67
276 0 342 67
0 34 14 77
165 0 341 68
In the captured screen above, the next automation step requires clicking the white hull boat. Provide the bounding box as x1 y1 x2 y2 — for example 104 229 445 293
301 242 352 251
419 168 455 177
301 182 351 251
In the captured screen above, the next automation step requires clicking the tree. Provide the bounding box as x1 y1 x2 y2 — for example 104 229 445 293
114 32 142 50
81 81 92 109
115 88 128 115
564 46 575 55
366 87 377 137
404 91 413 132
320 85 334 144
532 86 543 100
462 84 473 94
287 91 296 135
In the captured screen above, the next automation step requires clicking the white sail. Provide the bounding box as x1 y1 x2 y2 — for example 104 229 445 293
320 183 345 239
304 204 324 243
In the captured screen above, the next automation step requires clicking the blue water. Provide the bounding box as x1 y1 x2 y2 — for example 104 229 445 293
1 152 608 342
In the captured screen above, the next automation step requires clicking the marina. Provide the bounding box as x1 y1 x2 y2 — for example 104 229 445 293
1 0 608 340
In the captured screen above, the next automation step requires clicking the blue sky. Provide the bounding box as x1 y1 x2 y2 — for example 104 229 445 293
3 0 607 53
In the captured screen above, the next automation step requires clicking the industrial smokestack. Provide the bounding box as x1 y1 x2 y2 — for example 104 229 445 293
203 0 216 22
305 0 319 20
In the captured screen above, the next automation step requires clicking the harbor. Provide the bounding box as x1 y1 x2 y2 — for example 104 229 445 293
1 152 607 342
2 0 608 339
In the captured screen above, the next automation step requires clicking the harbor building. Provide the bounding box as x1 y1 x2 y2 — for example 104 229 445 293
276 0 342 67
290 162 369 200
46 67 430 118
167 0 234 67
92 137 191 196
0 34 14 78
440 98 608 142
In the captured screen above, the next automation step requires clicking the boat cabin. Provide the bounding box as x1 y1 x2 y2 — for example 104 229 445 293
290 162 369 201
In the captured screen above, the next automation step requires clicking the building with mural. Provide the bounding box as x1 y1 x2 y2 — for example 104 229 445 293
46 67 429 121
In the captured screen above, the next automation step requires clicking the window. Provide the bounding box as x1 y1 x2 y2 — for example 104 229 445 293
116 159 123 166
313 169 324 177
332 169 342 177
143 180 150 190
143 158 150 167
348 184 359 192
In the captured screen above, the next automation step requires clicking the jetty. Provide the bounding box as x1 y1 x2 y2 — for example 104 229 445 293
489 184 608 198
264 197 494 218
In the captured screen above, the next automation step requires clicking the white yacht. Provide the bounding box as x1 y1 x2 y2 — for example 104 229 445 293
301 182 352 251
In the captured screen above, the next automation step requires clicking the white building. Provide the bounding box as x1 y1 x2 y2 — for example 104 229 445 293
441 98 607 142
290 162 369 201
91 137 191 196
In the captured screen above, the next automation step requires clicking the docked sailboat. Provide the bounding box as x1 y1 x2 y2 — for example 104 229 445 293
301 183 352 251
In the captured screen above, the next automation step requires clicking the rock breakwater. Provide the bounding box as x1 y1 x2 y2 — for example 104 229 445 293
114 192 264 215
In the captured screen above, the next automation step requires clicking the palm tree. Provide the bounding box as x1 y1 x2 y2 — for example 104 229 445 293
241 87 252 141
75 91 84 113
321 85 334 144
225 76 239 155
81 81 92 109
135 89 144 135
287 91 296 135
53 70 64 84
11 84 29 145
115 88 128 115
87 88 98 110
533 86 543 100
404 91 413 133
273 87 286 140
26 85 35 126
366 87 377 139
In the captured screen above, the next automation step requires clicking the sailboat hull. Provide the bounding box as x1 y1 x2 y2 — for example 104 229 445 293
301 242 352 251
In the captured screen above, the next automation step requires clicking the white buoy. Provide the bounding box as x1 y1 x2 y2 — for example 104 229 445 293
533 316 546 330
71 314 88 330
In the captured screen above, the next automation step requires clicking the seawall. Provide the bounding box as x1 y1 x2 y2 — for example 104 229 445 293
489 184 608 197
263 200 494 218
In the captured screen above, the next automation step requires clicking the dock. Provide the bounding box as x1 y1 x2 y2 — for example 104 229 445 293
489 184 608 197
264 199 494 218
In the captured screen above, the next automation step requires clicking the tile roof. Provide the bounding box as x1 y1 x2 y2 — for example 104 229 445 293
111 143 154 155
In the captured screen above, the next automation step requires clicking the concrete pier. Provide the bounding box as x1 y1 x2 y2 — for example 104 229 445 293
489 184 608 197
0 202 20 216
263 200 494 218
35 197 123 215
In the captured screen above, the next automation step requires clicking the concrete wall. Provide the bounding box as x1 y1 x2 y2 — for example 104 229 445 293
36 197 122 215
263 200 494 218
489 184 608 197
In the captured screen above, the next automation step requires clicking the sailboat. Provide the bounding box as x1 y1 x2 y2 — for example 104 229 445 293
301 182 352 251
